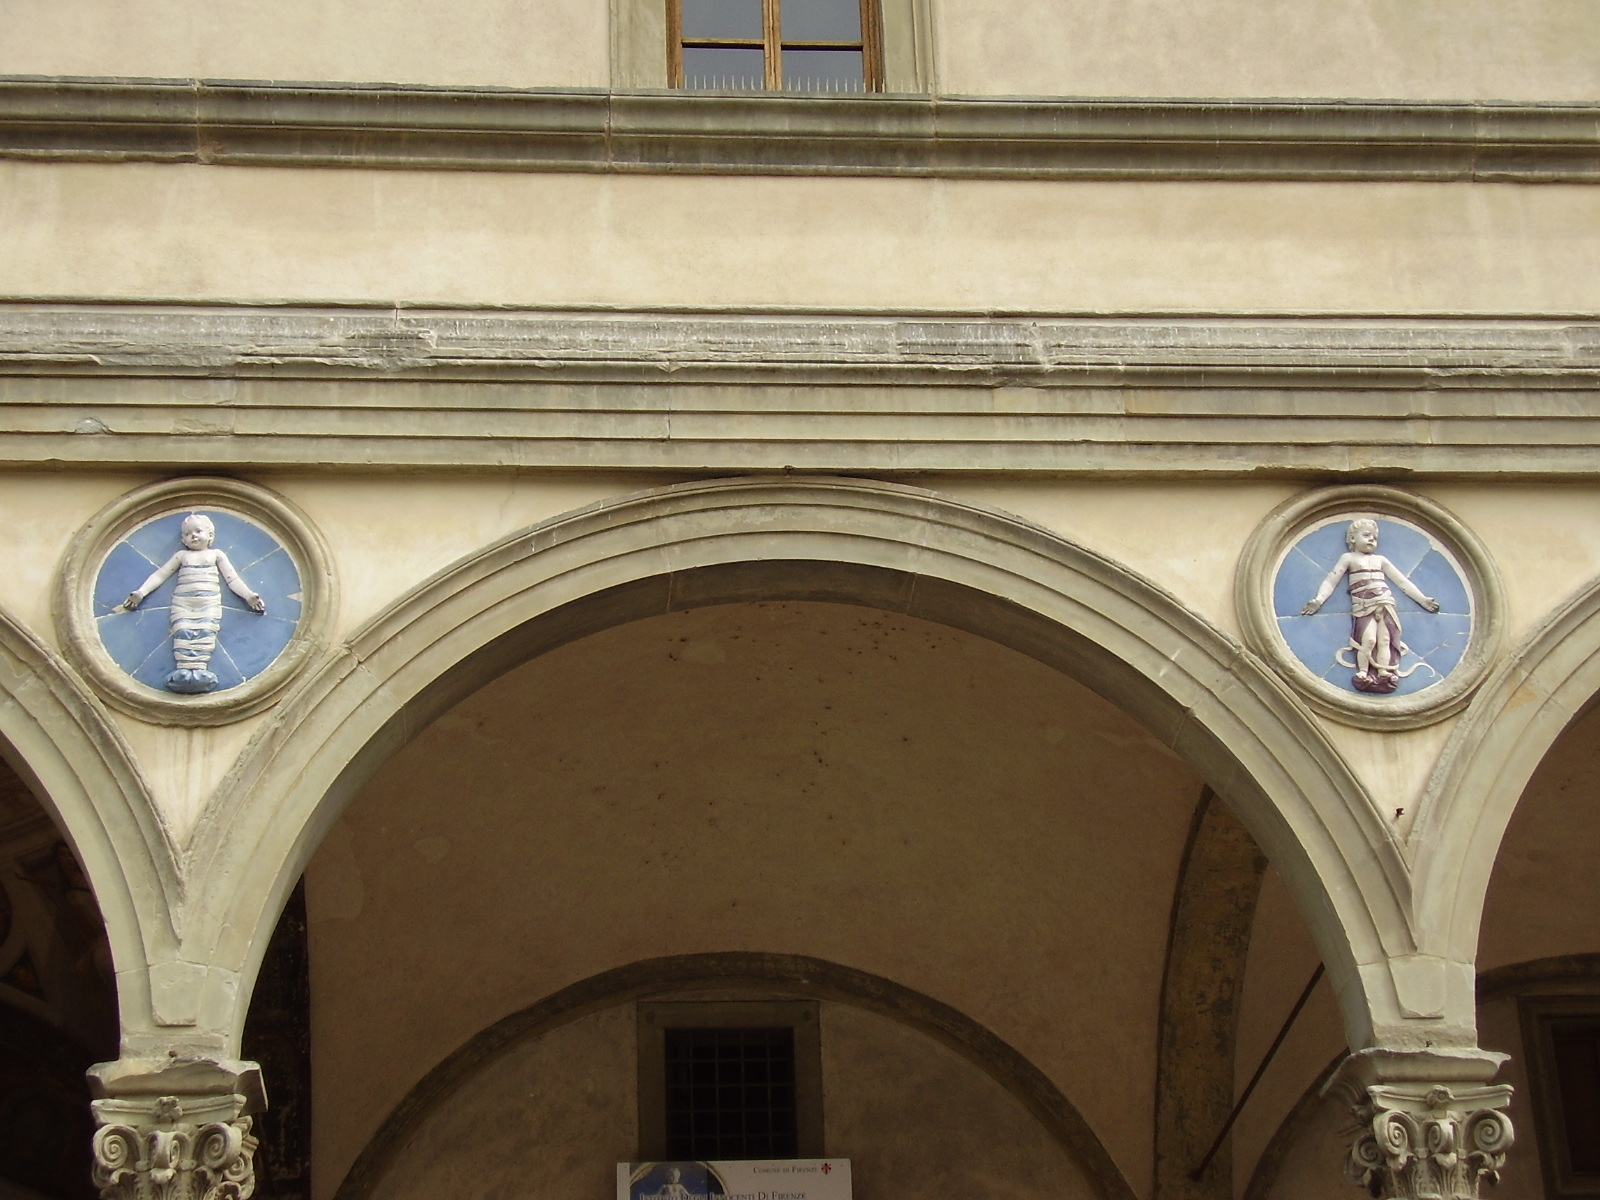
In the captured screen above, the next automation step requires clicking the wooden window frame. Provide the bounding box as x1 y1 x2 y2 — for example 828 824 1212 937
1519 995 1600 1197
637 1000 824 1159
667 0 884 92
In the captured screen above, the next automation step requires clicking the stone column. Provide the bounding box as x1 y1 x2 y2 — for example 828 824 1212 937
88 1058 264 1200
1327 1050 1514 1200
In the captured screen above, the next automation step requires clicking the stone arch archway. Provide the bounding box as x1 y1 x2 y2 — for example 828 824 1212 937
0 605 179 1049
180 476 1413 1056
1413 571 1600 977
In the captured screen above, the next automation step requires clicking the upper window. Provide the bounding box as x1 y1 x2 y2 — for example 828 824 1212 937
668 0 883 93
638 1000 824 1159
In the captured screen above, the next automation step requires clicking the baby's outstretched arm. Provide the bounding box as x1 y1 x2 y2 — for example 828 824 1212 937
215 551 266 614
118 553 182 612
1382 557 1440 612
1302 552 1354 615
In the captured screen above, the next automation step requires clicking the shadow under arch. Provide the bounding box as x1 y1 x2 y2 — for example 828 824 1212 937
0 604 180 1042
332 951 1139 1200
1412 570 1600 972
186 476 1408 1053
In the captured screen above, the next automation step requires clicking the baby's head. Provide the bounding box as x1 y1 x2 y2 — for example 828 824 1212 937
1345 518 1379 551
180 513 216 549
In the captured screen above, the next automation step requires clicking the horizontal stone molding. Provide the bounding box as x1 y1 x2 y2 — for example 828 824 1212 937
1 77 1598 181
2 305 1599 475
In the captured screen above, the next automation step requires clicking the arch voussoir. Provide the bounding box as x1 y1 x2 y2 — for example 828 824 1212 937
181 476 1414 1058
1413 571 1600 972
0 605 181 1048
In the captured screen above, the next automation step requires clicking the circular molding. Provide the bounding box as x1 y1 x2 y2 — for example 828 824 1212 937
56 477 334 726
1235 486 1504 730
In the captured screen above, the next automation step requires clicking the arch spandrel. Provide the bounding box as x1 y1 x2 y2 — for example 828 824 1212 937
1412 569 1600 971
182 476 1415 1054
0 601 182 1047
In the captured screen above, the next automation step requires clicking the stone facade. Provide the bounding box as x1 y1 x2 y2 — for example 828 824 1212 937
0 3 1597 1199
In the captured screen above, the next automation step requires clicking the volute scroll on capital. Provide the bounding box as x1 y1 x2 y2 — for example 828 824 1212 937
55 478 335 726
1343 1084 1514 1200
1235 486 1505 730
92 1093 257 1200
1326 1051 1515 1200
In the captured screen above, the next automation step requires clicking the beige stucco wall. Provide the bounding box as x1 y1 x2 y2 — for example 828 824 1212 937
4 0 1595 101
5 165 1600 314
305 600 1206 1199
364 1000 1098 1200
0 0 608 90
938 0 1599 102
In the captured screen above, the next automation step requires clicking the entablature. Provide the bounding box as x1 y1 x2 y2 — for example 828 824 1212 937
3 305 1598 476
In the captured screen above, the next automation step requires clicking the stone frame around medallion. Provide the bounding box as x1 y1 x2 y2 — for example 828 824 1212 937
55 478 334 727
1235 486 1504 731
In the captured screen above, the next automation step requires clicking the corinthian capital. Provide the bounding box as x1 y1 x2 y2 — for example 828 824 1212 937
1344 1082 1514 1200
1324 1048 1514 1200
91 1092 257 1200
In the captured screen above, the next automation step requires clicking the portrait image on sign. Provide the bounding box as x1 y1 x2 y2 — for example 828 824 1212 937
619 1160 851 1200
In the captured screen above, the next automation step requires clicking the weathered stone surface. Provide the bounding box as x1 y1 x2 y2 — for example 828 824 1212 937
1 80 1597 181
1 306 1597 475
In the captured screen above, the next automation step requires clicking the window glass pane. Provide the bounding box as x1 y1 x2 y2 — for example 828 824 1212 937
681 0 765 41
781 0 862 43
682 46 766 89
782 48 865 92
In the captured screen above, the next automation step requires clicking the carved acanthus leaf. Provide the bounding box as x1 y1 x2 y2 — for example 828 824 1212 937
91 1094 257 1200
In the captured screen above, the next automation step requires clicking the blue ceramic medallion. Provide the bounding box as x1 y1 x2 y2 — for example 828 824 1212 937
92 510 303 695
1271 515 1473 698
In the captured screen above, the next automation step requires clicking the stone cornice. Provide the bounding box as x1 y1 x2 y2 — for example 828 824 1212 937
2 304 1598 476
1 77 1597 182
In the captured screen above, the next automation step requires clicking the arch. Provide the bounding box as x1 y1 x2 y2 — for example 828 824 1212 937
333 952 1137 1200
0 604 181 1045
1412 571 1600 975
182 477 1411 1053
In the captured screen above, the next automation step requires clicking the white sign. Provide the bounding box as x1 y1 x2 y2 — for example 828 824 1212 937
618 1160 852 1200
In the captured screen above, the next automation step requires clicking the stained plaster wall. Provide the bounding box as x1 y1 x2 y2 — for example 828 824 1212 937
1478 703 1600 974
366 1001 1097 1200
304 601 1206 1199
5 166 1600 314
1258 1100 1348 1200
5 0 1595 101
1230 867 1344 1200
